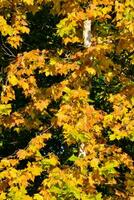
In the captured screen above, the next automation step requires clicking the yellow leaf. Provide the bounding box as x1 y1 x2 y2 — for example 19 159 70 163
86 67 96 75
90 158 99 168
23 0 34 5
17 150 27 160
21 81 29 90
8 74 18 86
0 192 6 200
49 58 57 65
57 49 63 55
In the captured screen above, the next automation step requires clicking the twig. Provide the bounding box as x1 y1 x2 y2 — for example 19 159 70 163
0 36 16 58
1 45 13 57
0 124 54 160
2 42 16 58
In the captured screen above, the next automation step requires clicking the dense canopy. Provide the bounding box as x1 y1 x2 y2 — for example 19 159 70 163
0 0 134 200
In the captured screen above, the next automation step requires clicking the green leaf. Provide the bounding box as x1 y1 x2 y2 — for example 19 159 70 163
34 194 43 200
50 186 61 194
0 104 12 115
95 193 102 200
68 154 78 162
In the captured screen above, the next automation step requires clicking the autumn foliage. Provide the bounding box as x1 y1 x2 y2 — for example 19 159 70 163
0 0 134 199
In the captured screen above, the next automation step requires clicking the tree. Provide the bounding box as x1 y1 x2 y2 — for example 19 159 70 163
0 0 134 199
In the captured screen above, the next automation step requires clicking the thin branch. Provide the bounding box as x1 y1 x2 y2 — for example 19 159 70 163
1 45 13 57
2 42 16 58
0 36 16 58
0 124 54 160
